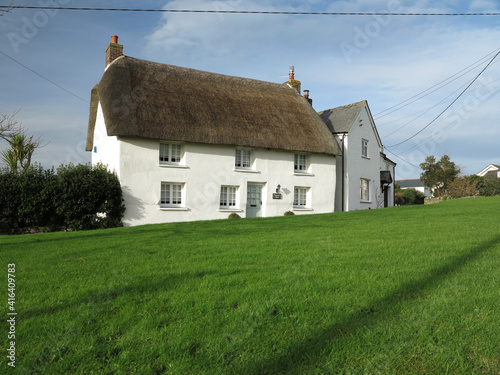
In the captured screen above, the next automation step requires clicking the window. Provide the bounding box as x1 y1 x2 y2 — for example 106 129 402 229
220 186 238 209
294 154 307 172
160 143 182 164
360 178 370 201
161 183 183 207
294 187 309 207
235 149 251 169
361 139 368 158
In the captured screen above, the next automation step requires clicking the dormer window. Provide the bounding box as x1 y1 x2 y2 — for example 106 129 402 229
235 148 251 169
160 143 182 164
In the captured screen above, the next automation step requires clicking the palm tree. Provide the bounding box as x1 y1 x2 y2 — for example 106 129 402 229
1 133 37 175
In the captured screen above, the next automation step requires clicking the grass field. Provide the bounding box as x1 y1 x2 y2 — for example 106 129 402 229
1 197 499 374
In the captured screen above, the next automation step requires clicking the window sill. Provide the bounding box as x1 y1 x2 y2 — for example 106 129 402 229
219 209 244 212
159 207 189 211
361 156 370 160
159 164 189 169
293 207 313 211
234 169 260 174
360 201 372 204
293 172 314 177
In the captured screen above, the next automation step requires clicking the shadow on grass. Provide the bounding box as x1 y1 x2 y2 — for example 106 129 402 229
243 234 500 374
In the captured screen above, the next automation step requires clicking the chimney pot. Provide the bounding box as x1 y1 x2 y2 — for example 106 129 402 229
105 35 124 68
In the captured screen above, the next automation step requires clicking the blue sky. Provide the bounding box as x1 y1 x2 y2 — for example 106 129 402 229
1 0 499 179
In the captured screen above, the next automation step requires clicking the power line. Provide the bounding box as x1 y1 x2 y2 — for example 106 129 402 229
0 49 89 104
386 49 500 148
375 47 500 120
3 6 500 15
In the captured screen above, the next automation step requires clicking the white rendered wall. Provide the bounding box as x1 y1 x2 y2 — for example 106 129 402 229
103 137 336 226
344 107 383 211
90 103 121 176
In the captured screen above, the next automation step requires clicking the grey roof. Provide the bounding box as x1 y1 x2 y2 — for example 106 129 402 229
396 179 425 188
86 56 341 156
317 101 366 133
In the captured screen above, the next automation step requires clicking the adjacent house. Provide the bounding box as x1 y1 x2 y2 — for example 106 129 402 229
477 164 500 178
86 36 342 226
319 101 396 211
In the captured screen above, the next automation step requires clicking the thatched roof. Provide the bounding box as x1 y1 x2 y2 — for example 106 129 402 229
318 101 366 133
86 56 341 155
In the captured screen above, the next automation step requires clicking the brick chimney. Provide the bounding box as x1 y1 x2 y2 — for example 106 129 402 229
105 35 123 68
303 90 313 106
285 65 301 93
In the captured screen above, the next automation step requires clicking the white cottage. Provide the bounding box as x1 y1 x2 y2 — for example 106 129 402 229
319 101 396 211
86 36 342 226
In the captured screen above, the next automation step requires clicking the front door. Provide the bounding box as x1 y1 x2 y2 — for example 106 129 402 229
246 184 263 218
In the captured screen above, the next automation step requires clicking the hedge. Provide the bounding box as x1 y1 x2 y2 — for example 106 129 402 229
0 163 125 234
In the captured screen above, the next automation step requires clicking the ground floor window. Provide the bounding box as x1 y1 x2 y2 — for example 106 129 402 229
161 183 183 207
360 178 370 201
220 186 238 208
294 187 309 207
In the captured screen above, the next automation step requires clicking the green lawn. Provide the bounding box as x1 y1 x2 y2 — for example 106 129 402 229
1 197 499 374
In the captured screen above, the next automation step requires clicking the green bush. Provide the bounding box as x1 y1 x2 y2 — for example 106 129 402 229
0 163 125 233
0 172 21 232
479 176 500 197
228 213 241 219
284 211 295 216
56 163 125 230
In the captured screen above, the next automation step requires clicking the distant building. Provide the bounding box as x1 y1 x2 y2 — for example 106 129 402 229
477 164 500 178
396 179 433 197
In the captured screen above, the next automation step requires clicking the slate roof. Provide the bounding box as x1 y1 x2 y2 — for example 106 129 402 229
317 101 366 133
86 56 341 156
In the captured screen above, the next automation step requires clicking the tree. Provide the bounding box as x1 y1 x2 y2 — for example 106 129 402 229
1 112 44 175
0 1 15 16
0 112 21 140
1 133 40 175
420 154 460 196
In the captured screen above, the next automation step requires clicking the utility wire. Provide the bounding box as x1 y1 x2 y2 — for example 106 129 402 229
386 49 500 148
3 6 500 15
0 49 89 104
375 47 500 120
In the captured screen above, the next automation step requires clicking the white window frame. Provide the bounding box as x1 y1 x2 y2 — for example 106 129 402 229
294 154 308 173
159 142 183 165
360 178 370 202
160 182 184 208
220 186 240 210
361 139 369 159
293 187 310 209
235 148 252 170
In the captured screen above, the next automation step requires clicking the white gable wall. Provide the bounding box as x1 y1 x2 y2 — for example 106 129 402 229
96 136 336 226
343 106 384 211
91 102 121 176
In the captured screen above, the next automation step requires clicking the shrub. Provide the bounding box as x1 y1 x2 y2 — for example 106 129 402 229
228 213 241 219
284 211 295 216
56 163 125 230
479 176 500 197
0 163 125 233
448 177 479 199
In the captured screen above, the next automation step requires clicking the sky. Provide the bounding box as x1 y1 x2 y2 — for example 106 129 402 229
0 0 499 179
